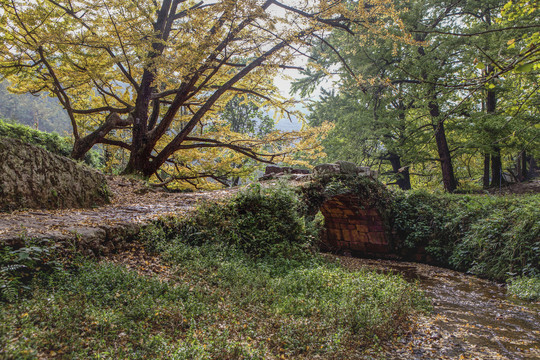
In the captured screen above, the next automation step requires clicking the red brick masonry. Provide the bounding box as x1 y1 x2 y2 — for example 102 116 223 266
320 194 390 254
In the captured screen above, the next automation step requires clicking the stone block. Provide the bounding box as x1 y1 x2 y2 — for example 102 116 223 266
313 163 340 177
335 160 358 174
355 225 369 232
351 232 368 242
369 225 385 232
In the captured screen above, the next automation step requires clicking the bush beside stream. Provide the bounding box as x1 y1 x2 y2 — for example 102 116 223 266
392 191 540 282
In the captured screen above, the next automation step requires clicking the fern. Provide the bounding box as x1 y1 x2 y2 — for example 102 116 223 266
0 264 26 301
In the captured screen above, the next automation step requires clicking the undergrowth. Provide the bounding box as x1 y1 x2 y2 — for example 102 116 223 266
0 239 61 302
507 276 540 301
146 183 320 259
0 183 429 359
392 191 540 281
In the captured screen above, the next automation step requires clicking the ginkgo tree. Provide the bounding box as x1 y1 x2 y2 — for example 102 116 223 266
0 0 408 185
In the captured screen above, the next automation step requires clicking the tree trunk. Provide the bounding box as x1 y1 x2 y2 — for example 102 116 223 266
485 81 503 188
429 101 457 192
483 153 490 188
522 151 528 179
388 152 411 190
517 150 527 181
490 146 502 187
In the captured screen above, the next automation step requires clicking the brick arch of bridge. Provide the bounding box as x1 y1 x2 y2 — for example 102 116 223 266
319 194 390 254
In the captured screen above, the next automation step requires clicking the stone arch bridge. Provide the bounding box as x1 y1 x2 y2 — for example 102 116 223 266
265 161 393 256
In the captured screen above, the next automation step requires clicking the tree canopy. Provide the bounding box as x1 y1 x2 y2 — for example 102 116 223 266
295 0 540 191
0 0 408 187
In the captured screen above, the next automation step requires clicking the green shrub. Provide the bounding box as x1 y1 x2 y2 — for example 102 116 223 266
392 190 456 263
144 182 319 259
0 119 102 168
392 191 540 281
0 239 62 302
507 276 540 301
301 174 393 218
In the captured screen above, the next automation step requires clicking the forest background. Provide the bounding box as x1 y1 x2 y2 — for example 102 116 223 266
0 0 538 192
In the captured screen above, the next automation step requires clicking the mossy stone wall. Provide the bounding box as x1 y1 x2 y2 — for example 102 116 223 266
0 137 109 211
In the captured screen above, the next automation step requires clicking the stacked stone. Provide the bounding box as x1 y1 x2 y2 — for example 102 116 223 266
320 194 390 254
260 165 310 181
0 137 109 211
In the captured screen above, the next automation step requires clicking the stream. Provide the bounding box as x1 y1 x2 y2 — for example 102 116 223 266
332 256 540 360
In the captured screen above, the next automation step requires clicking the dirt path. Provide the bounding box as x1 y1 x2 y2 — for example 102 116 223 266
487 179 540 195
0 176 238 250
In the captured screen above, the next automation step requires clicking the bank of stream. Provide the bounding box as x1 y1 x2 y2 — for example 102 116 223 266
331 255 540 360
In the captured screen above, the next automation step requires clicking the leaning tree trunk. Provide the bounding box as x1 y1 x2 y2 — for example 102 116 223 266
429 101 457 192
71 113 133 160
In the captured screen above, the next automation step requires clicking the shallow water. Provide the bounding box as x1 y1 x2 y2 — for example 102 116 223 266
333 256 540 359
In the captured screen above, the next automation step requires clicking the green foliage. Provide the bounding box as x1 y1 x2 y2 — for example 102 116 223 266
296 0 540 191
221 95 275 137
0 119 102 168
507 276 540 301
0 237 427 358
392 191 540 281
145 183 318 259
0 239 61 302
0 262 196 359
392 191 457 262
301 174 395 231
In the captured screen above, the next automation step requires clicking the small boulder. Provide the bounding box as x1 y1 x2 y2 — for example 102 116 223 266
313 161 378 179
313 163 341 177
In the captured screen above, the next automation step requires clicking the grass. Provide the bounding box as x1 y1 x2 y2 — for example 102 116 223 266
0 242 429 359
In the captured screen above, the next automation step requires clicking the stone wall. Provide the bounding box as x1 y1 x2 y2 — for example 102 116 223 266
319 194 390 254
0 137 109 211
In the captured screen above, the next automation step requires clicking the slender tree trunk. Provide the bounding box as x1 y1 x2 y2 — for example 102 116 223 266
490 146 503 187
516 151 523 182
516 150 528 181
521 150 528 179
483 153 490 188
388 153 411 190
485 81 503 188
